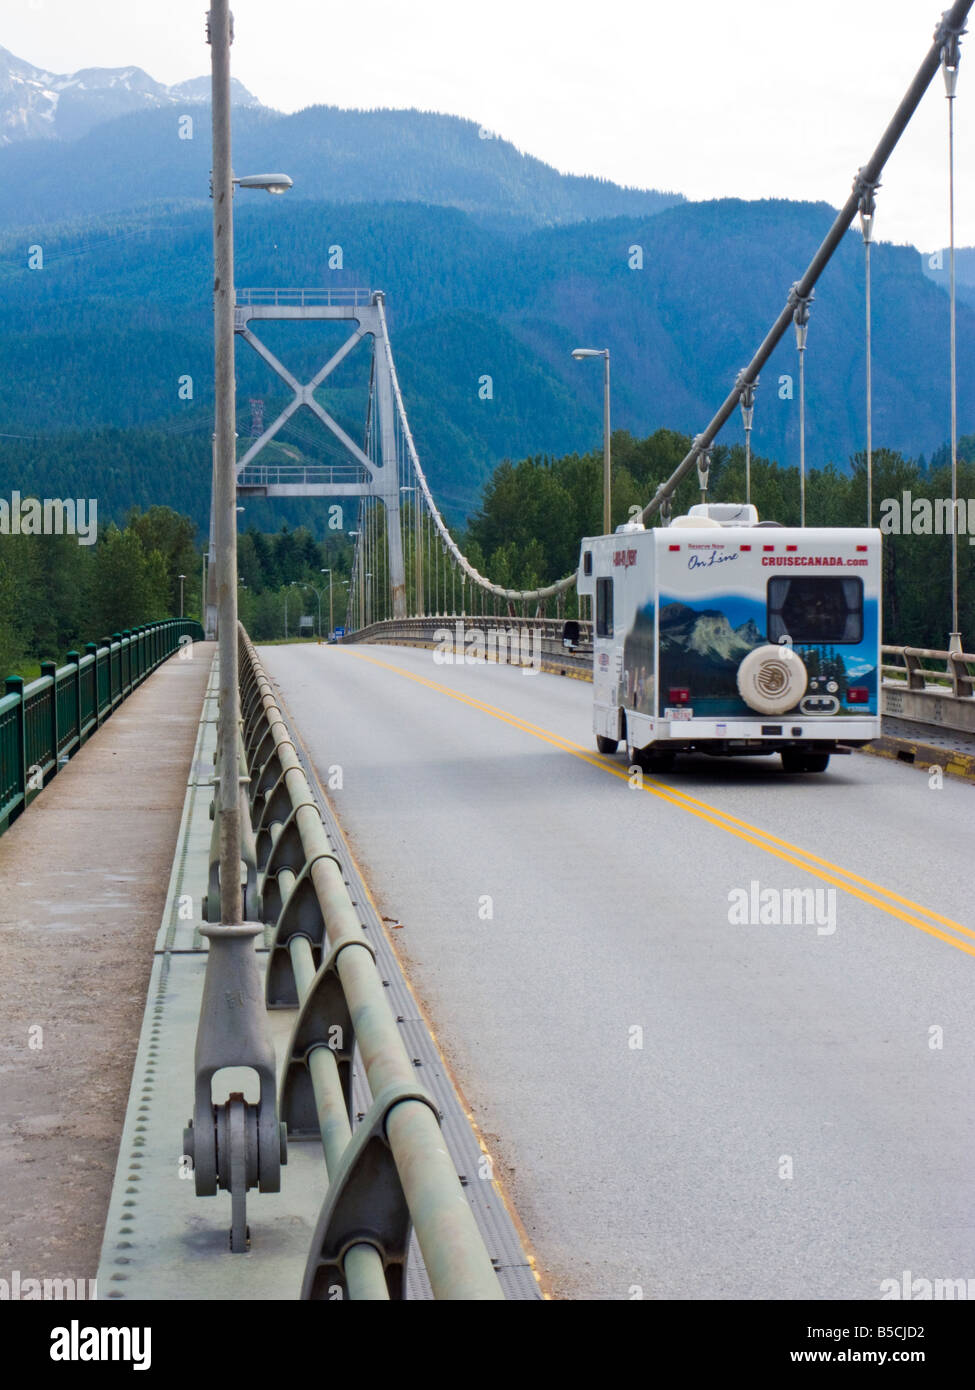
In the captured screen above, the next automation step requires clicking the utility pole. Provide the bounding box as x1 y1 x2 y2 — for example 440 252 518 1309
321 568 333 637
602 351 611 535
209 0 241 927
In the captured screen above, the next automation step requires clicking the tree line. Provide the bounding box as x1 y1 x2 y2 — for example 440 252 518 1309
2 428 971 678
0 507 355 676
460 430 975 646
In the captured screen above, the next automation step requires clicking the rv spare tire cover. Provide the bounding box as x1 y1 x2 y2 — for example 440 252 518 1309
736 645 808 715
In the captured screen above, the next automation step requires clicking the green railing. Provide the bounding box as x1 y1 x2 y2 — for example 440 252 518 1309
0 618 205 835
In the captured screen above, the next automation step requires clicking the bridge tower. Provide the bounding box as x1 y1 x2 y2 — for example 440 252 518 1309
230 287 408 620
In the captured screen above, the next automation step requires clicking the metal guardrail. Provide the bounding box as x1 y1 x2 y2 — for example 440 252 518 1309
343 615 594 675
236 287 374 308
236 625 504 1299
237 464 366 489
0 618 205 835
880 644 975 734
881 644 975 696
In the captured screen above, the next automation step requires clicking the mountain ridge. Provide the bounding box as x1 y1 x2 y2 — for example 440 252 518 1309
0 44 261 145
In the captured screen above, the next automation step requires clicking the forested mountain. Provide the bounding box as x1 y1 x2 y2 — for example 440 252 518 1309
0 194 971 530
0 90 683 232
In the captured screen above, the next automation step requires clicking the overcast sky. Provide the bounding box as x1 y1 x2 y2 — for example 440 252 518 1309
5 0 972 250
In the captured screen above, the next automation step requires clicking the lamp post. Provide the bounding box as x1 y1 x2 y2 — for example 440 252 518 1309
178 573 186 618
284 581 299 639
207 0 291 925
300 581 322 637
572 348 611 534
321 568 334 638
348 530 363 631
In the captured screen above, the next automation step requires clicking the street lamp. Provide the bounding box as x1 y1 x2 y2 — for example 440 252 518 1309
321 568 334 639
298 581 322 638
348 530 363 632
178 573 186 618
572 347 612 534
284 581 298 640
233 173 293 193
207 0 291 930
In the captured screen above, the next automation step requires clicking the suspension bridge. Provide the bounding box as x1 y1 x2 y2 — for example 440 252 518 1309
1 0 974 1310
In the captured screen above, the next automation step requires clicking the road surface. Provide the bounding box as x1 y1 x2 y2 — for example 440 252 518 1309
259 640 975 1301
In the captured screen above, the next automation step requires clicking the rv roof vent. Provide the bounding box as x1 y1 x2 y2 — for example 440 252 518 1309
669 514 723 528
615 520 646 533
686 502 760 527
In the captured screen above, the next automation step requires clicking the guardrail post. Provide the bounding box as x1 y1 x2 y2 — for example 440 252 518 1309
67 650 82 753
182 923 287 1252
947 650 970 697
86 643 100 727
904 648 925 691
4 676 26 816
40 660 58 779
100 639 113 715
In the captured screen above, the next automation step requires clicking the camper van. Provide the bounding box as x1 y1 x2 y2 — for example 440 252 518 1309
575 503 882 773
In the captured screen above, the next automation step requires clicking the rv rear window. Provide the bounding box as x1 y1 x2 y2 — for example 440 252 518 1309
596 577 614 637
767 576 863 645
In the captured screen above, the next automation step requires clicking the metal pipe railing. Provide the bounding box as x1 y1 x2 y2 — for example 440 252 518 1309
0 618 205 834
237 624 504 1300
881 643 975 697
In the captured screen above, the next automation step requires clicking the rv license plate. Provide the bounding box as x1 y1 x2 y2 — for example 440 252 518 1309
665 706 693 721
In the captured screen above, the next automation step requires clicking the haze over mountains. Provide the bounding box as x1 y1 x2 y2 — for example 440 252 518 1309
0 44 971 530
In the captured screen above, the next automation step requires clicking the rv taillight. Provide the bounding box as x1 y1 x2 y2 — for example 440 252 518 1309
668 544 680 552
668 687 690 705
847 687 869 704
740 544 752 551
763 544 774 552
786 544 797 552
856 545 867 552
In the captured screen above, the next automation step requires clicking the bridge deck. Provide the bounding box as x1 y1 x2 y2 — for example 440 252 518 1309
260 640 975 1300
0 641 214 1287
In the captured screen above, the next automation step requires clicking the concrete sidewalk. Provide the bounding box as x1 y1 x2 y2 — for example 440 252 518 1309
0 641 213 1287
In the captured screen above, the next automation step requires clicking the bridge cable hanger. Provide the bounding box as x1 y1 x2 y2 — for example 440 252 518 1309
350 2 971 616
638 0 972 532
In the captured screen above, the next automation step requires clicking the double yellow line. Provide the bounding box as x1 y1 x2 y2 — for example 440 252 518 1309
347 648 975 960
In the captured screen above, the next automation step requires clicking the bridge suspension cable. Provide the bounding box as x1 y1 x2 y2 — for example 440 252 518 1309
349 0 971 628
638 0 973 528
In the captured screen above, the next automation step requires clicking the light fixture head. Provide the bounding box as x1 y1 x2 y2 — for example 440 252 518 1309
234 173 293 194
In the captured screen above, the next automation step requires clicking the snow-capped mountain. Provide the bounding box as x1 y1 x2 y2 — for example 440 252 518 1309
660 604 765 663
0 46 262 145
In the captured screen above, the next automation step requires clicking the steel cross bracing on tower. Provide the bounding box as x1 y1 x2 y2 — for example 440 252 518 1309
233 287 408 618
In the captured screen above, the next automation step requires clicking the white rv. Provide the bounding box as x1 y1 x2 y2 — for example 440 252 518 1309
574 503 882 773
